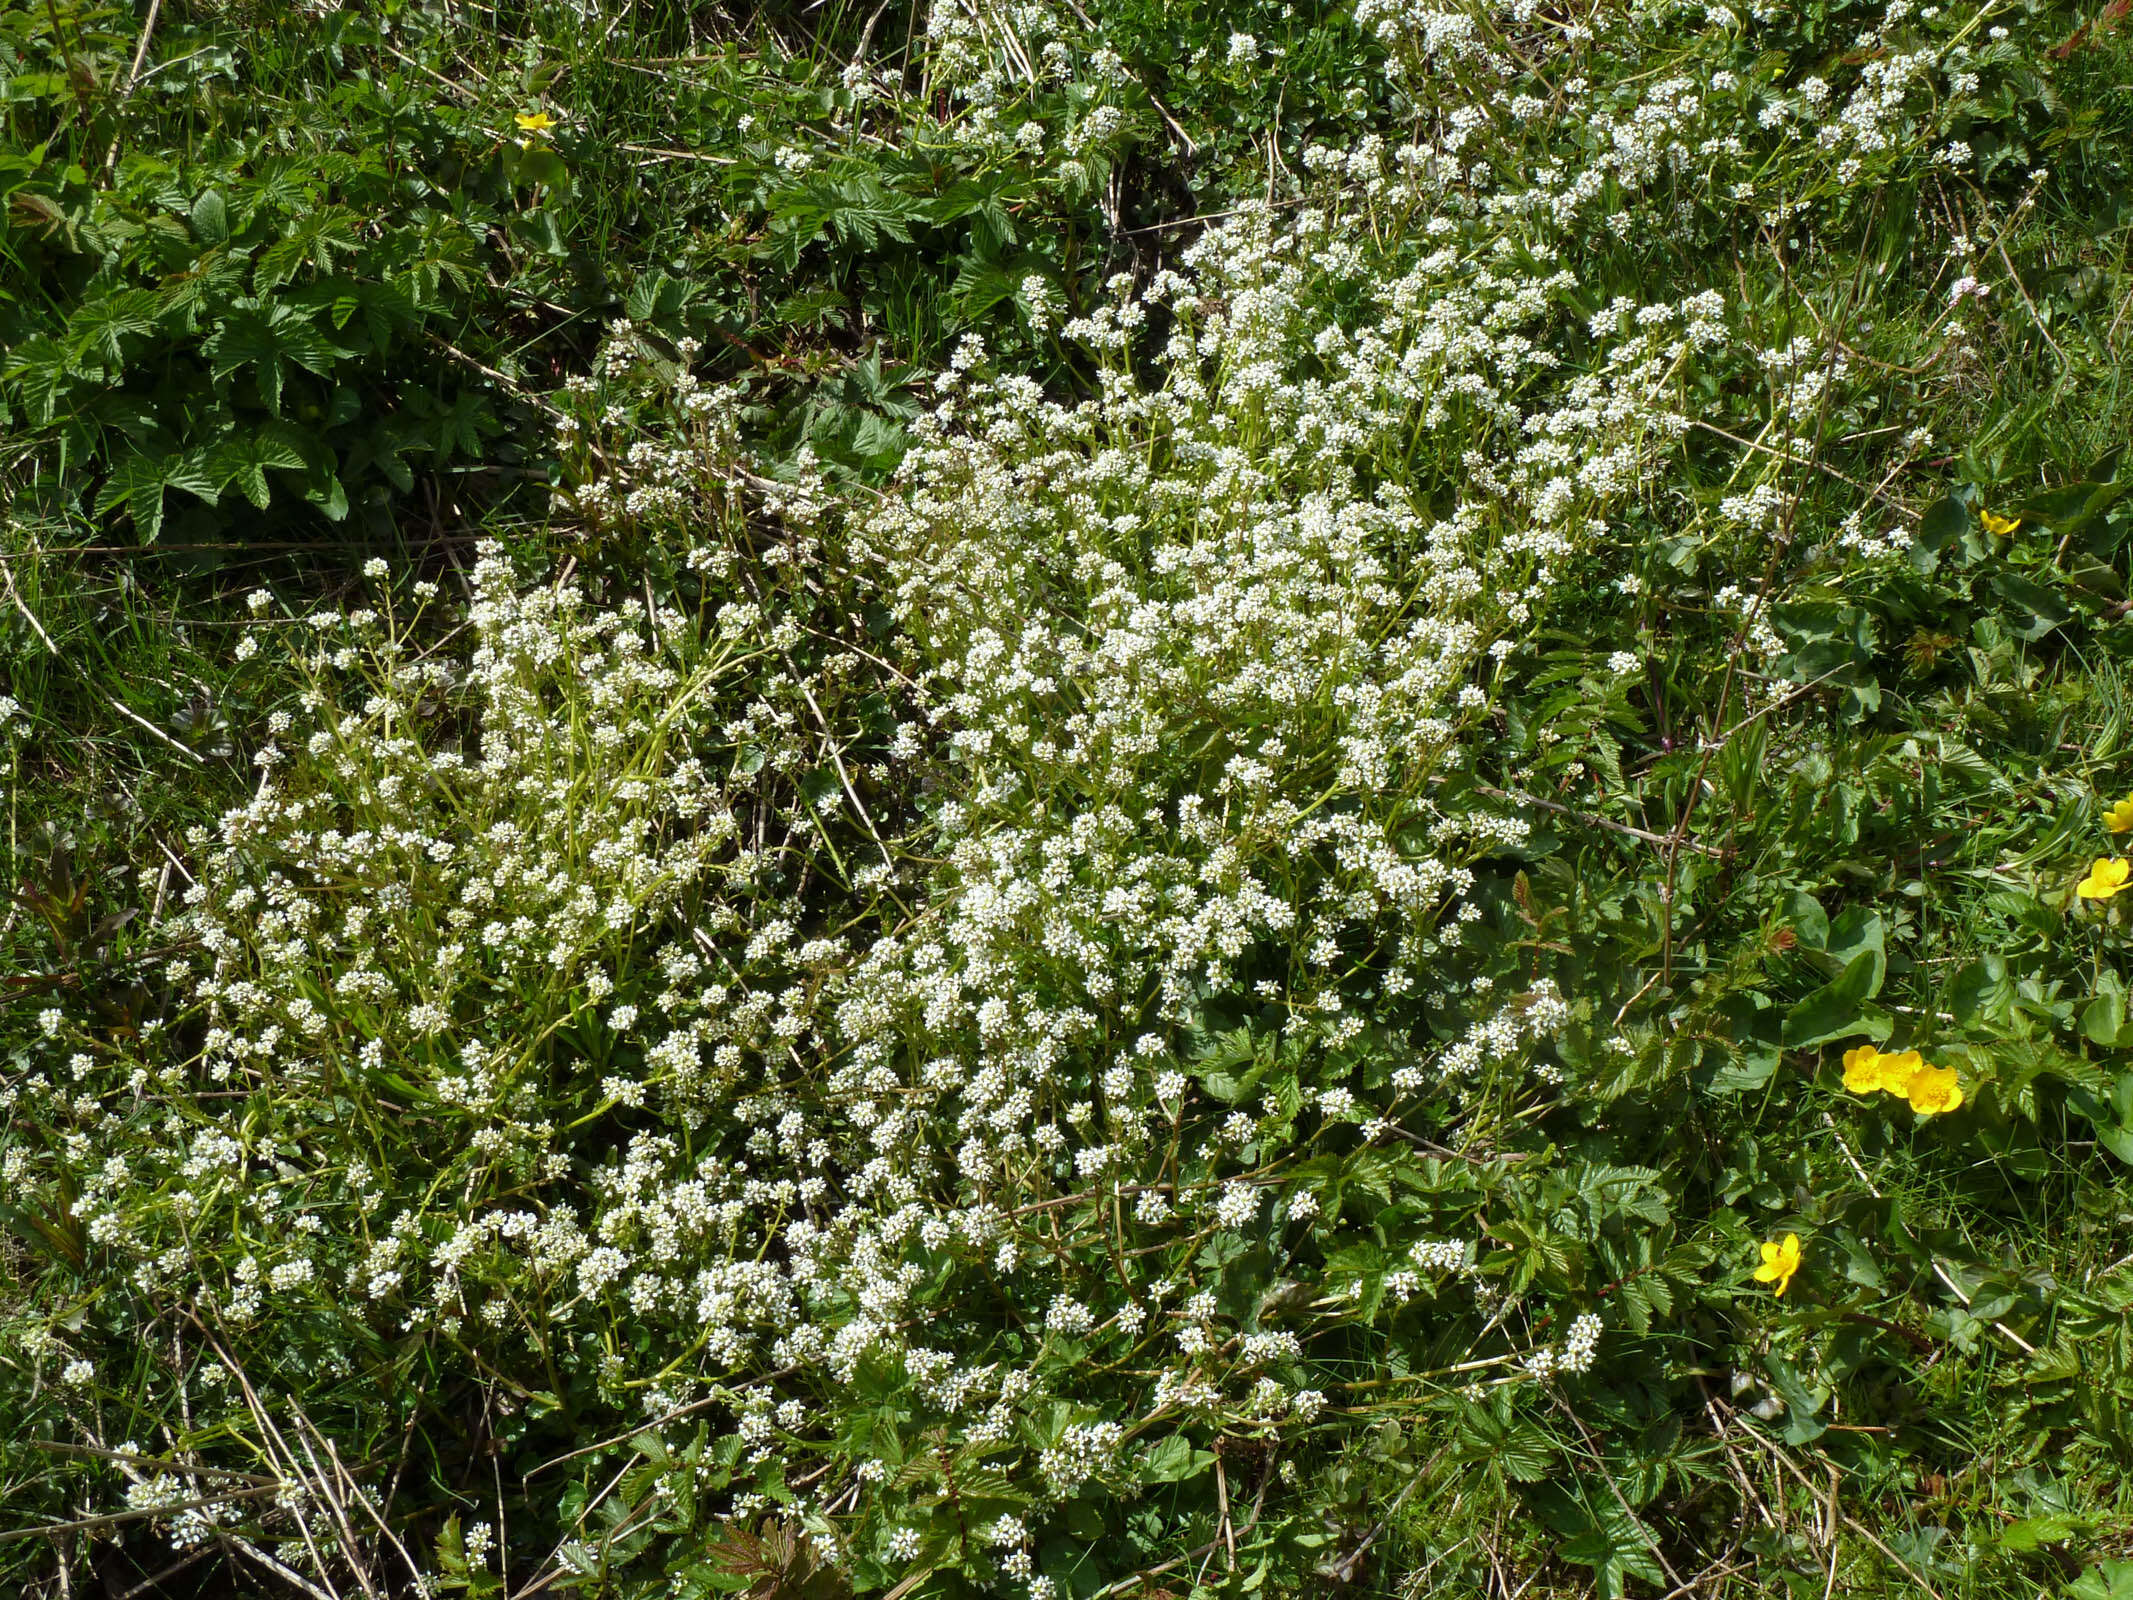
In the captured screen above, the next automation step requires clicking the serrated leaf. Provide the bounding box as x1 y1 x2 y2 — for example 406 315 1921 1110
66 290 162 368
205 303 347 414
214 427 311 510
4 334 79 423
190 188 229 243
255 209 360 293
94 453 174 541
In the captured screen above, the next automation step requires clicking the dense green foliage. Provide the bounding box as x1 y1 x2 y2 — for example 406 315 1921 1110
6 3 2133 1600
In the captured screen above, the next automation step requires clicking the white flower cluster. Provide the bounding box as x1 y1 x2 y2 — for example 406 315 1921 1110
8 0 2043 1586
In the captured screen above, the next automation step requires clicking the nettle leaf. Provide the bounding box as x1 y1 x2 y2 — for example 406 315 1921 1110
205 303 349 413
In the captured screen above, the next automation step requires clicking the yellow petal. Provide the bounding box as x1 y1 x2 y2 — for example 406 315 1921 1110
1841 1046 1883 1094
1873 1050 1923 1095
1979 508 2020 536
1906 1065 1963 1115
2078 857 2131 900
2105 797 2133 834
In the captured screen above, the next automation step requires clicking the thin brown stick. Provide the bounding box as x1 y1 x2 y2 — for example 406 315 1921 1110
114 1545 215 1600
1475 785 1724 856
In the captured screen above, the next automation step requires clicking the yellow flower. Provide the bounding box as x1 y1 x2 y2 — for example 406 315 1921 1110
1979 506 2020 536
1904 1063 1964 1115
1871 1048 1924 1095
515 111 556 135
1841 1045 1885 1094
2078 857 2133 900
2105 797 2133 834
1753 1234 1802 1297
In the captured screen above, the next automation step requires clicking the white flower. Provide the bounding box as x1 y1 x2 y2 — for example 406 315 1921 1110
1214 1182 1260 1230
1045 1295 1093 1335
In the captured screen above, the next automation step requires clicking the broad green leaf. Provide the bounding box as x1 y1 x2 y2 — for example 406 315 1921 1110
1824 906 1884 992
1784 889 1828 951
2071 1561 2133 1600
1949 956 2011 1026
1138 1433 1212 1483
2081 975 2126 1046
1782 949 1889 1048
190 188 230 243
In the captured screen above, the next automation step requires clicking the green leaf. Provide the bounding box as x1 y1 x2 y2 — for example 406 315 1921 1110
1784 889 1828 951
190 188 230 244
1989 570 2073 640
1552 1495 1666 1600
1998 1515 2079 1552
1455 1397 1555 1482
2082 974 2127 1046
92 451 221 543
1949 956 2011 1026
66 290 163 368
2071 1562 2133 1600
1824 906 1885 992
3 334 79 423
1909 494 1970 571
94 454 168 541
1763 1353 1830 1446
213 426 311 510
255 209 361 293
1782 949 1889 1048
1139 1434 1212 1483
205 303 348 414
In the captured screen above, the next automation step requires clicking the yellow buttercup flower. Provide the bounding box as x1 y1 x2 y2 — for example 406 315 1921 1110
2105 797 2133 834
1979 506 2020 536
515 111 556 136
1871 1048 1924 1095
1753 1233 1802 1297
2078 857 2133 900
1904 1063 1964 1115
1841 1045 1884 1095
